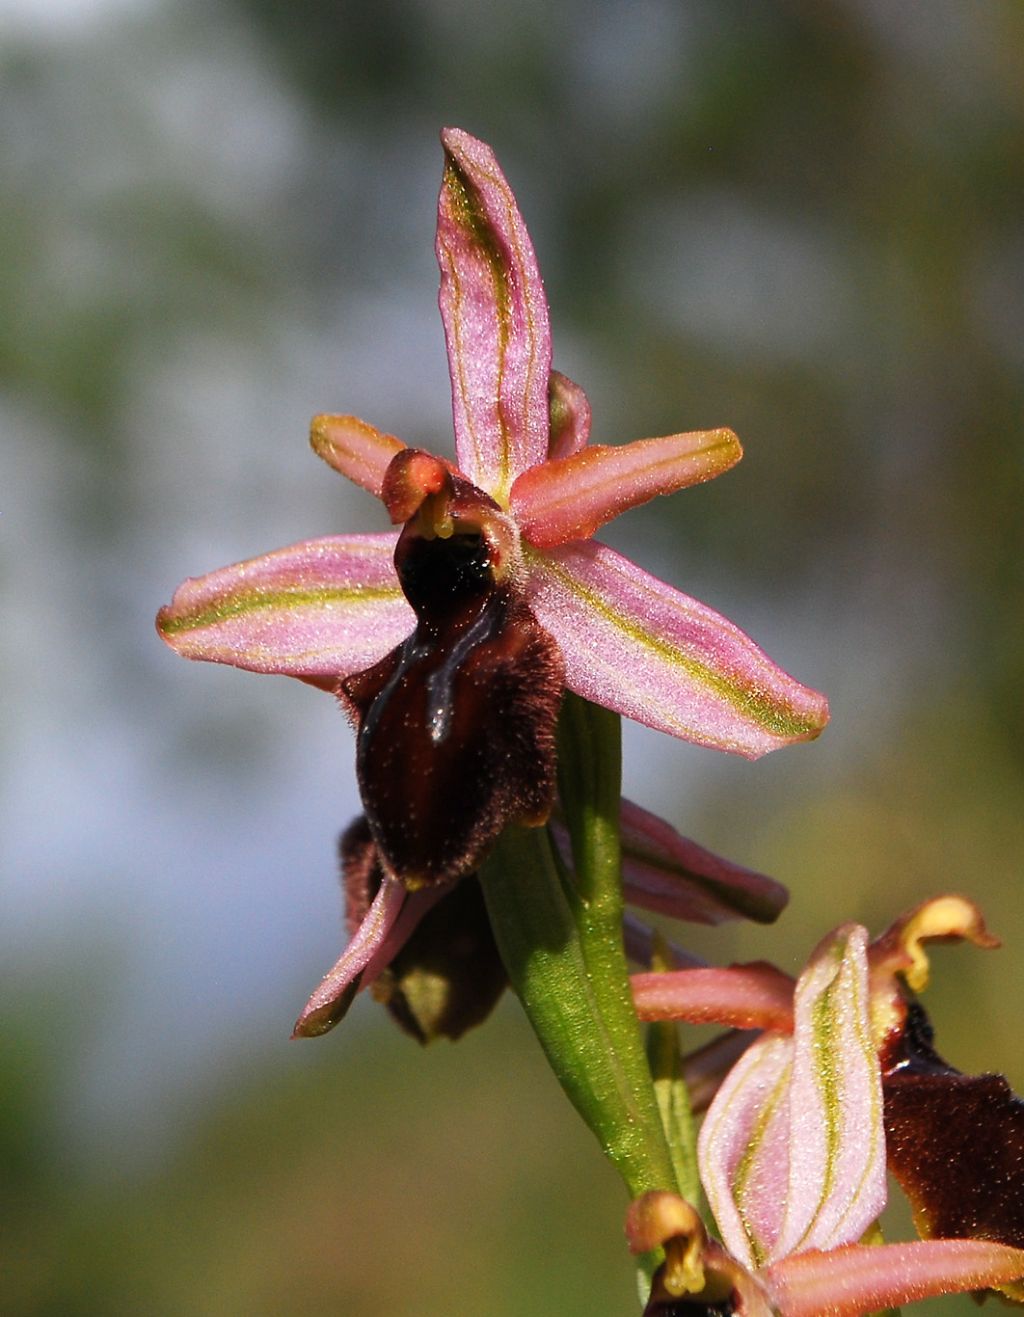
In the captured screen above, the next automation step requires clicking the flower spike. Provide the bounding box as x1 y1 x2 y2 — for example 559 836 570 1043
160 127 827 768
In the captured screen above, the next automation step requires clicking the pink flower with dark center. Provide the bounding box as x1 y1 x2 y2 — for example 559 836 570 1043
157 128 829 1035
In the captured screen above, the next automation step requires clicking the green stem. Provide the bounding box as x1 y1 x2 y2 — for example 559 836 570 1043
479 693 680 1199
646 933 702 1206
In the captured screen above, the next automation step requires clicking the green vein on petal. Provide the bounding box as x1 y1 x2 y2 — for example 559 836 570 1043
158 583 401 637
527 545 828 747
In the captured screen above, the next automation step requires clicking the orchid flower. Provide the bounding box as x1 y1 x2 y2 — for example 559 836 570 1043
158 130 827 765
158 127 826 1034
629 899 1024 1313
301 796 789 1042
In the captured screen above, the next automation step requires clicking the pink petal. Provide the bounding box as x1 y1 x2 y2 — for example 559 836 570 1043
292 875 408 1037
310 414 406 497
773 925 886 1260
764 1240 1024 1317
680 1030 761 1116
547 369 591 459
620 797 788 925
631 963 796 1031
511 428 742 549
697 928 886 1271
525 541 830 758
699 1031 794 1270
157 533 414 681
436 128 552 499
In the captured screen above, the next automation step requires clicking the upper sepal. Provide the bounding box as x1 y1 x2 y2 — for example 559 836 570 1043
436 128 552 500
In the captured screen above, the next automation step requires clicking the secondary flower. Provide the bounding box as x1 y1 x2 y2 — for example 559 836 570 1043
295 797 789 1039
628 917 1024 1314
630 897 1024 1312
157 128 828 1023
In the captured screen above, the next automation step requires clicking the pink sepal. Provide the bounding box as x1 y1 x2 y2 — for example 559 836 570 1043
631 963 795 1031
511 428 741 548
698 927 886 1271
156 533 413 681
764 1239 1024 1317
620 798 788 925
699 1032 795 1271
773 925 885 1260
525 540 829 759
292 876 408 1037
310 414 406 496
436 128 552 499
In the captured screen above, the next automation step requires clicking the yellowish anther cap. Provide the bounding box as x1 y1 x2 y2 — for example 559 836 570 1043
897 895 1000 993
625 1191 707 1295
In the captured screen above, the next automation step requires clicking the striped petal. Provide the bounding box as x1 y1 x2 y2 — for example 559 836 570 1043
511 428 741 549
699 1031 794 1271
698 926 886 1271
436 128 552 501
525 541 829 759
156 533 413 682
764 1239 1024 1317
310 414 406 497
620 797 788 925
773 925 885 1260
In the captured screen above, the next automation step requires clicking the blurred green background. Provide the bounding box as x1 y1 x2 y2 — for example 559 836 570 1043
3 2 1023 1313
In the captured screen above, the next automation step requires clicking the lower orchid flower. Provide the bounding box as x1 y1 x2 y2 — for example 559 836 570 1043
629 898 1024 1312
295 796 789 1039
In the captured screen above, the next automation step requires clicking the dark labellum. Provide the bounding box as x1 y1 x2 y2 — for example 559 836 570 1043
646 1303 735 1316
341 524 563 888
883 997 1024 1254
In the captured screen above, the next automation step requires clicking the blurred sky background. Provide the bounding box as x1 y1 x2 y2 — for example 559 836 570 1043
2 2 1023 1313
